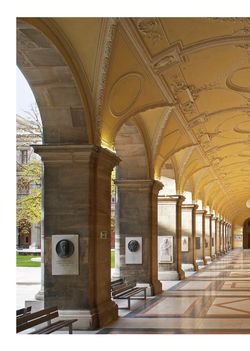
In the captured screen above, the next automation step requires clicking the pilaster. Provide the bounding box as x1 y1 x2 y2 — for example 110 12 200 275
158 195 185 281
181 204 198 272
115 179 163 295
205 213 213 263
33 144 120 330
196 210 207 267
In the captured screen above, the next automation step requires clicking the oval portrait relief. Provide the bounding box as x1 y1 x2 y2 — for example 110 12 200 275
56 239 74 258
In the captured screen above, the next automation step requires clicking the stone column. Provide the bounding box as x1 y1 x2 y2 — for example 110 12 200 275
33 144 120 330
115 179 163 295
181 204 198 273
219 219 223 254
229 224 232 250
216 218 221 255
225 223 230 251
221 221 225 253
205 213 212 263
211 216 216 258
158 195 185 281
195 210 207 267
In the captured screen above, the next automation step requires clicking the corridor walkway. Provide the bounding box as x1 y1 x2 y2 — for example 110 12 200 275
99 249 250 334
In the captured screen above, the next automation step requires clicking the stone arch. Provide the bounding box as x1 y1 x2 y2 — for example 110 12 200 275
243 218 250 249
158 158 177 196
17 19 92 145
114 120 150 179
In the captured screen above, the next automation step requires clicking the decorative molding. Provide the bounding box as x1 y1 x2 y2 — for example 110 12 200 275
108 72 144 117
232 24 250 36
189 114 209 128
152 43 187 72
94 18 118 142
226 67 250 93
136 18 164 44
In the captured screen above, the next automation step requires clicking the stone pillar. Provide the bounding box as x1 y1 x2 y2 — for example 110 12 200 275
219 219 223 254
205 213 212 263
195 210 207 267
229 224 232 250
181 204 198 273
158 195 185 281
211 216 216 258
112 199 121 279
221 221 225 253
115 179 163 295
227 223 230 251
216 218 221 255
224 223 227 252
33 144 120 330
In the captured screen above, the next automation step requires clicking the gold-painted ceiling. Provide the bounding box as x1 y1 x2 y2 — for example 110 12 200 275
21 17 250 225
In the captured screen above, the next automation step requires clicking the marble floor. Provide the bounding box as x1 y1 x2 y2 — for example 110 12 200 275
98 249 250 334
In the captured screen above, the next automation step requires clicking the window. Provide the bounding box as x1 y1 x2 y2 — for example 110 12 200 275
21 150 28 164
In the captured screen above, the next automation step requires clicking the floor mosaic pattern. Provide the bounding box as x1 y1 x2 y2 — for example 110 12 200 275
99 249 250 334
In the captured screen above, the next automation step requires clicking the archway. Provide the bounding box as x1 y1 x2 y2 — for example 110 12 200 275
16 18 119 329
243 218 250 249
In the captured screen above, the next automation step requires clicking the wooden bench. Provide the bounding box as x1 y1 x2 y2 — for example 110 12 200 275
16 306 32 318
111 279 147 309
16 306 77 334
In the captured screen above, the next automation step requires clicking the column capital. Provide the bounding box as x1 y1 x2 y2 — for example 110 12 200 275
182 203 198 211
33 144 120 168
205 213 213 219
158 194 185 205
115 179 163 192
196 209 207 215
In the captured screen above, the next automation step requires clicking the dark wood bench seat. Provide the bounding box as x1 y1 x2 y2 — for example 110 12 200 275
16 306 32 318
16 306 77 334
111 279 147 309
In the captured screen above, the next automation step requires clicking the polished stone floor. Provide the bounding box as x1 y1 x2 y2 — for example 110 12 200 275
99 249 250 334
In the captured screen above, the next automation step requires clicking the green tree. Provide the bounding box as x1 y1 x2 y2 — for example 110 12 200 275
17 160 42 227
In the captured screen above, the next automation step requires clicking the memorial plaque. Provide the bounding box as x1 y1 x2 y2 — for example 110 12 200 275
125 236 142 264
181 236 189 252
196 237 201 250
52 234 79 275
158 236 173 263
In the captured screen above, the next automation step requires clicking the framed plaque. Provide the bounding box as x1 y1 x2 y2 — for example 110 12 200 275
125 236 142 264
196 237 201 250
181 236 189 252
158 236 173 263
52 234 79 275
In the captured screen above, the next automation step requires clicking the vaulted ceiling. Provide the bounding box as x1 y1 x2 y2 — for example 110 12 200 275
17 17 250 225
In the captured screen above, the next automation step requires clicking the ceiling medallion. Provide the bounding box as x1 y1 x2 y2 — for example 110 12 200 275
109 73 144 117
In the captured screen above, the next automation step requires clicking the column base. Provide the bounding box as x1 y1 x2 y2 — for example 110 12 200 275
136 281 162 296
151 279 162 295
25 299 44 313
111 269 121 279
205 256 212 264
182 263 195 272
158 271 180 281
35 288 44 301
196 259 205 269
59 300 118 330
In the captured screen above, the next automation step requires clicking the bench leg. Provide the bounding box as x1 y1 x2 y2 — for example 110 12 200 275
69 324 73 334
128 297 131 309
